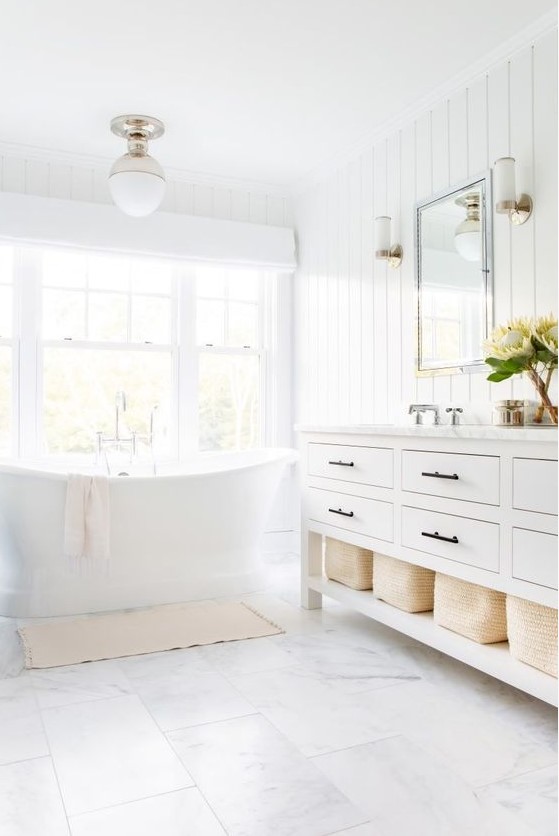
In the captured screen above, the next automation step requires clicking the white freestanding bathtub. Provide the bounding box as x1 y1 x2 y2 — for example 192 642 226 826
0 448 297 617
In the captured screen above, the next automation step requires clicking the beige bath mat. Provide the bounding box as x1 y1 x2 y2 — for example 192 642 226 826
18 601 283 669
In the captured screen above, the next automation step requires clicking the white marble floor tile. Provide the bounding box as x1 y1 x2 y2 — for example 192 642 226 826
69 787 226 836
314 734 499 836
168 714 368 836
227 665 411 756
327 826 376 835
41 694 193 816
117 645 214 679
0 757 69 836
349 679 557 788
120 649 256 730
266 632 420 694
0 675 49 765
198 636 295 675
318 605 423 649
30 659 133 710
386 643 558 750
476 764 558 836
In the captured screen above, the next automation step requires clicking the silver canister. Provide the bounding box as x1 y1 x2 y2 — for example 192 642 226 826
492 400 525 426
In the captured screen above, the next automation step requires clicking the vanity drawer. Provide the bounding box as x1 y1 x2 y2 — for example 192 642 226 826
308 443 393 489
401 505 499 572
307 487 394 542
513 459 557 516
402 450 500 505
512 528 558 589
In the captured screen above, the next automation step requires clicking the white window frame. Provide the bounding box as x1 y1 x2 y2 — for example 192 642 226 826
3 242 292 462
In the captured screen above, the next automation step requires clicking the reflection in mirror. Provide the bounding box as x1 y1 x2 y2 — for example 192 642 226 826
416 173 492 375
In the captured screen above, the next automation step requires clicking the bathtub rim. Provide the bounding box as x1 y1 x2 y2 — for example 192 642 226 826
0 446 298 482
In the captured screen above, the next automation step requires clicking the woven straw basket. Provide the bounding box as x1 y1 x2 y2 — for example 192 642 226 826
434 573 507 644
325 538 373 590
506 596 558 678
373 553 435 613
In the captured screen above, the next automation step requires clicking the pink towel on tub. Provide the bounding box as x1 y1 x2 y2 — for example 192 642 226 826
64 474 110 565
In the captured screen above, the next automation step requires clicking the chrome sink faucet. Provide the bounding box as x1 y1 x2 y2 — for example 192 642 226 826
446 406 464 425
408 404 440 425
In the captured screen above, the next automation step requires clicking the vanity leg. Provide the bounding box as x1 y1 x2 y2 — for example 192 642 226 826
301 527 323 609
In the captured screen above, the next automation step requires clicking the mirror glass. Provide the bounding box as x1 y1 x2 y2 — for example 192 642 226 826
416 173 492 375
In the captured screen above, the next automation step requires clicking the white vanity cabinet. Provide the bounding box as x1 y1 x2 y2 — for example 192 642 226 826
299 426 558 705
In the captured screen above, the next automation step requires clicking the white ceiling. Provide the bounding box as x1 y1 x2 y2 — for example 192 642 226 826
0 0 555 188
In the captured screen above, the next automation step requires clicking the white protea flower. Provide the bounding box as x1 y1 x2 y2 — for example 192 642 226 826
533 315 558 356
483 317 535 361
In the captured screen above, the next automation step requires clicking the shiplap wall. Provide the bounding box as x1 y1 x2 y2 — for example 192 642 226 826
294 30 558 425
0 151 293 229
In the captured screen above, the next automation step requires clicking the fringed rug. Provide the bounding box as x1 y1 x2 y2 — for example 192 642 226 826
18 600 283 669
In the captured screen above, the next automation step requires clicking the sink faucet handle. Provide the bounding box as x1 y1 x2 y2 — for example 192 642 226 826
445 407 464 426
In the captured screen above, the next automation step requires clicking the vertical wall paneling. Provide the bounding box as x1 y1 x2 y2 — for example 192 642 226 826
360 147 375 420
70 167 94 203
372 141 389 422
249 193 268 226
467 75 492 405
294 30 557 425
25 160 49 197
327 174 340 421
338 167 350 421
533 30 558 314
48 163 72 200
212 187 232 221
348 158 362 422
386 133 402 421
2 156 26 193
431 100 452 405
399 125 417 409
414 112 435 405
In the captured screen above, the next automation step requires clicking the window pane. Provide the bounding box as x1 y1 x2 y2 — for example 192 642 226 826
88 254 130 292
197 268 225 299
0 346 11 455
132 296 171 344
43 289 86 339
43 249 87 288
228 271 259 301
43 348 172 455
199 353 260 451
0 286 12 338
227 302 258 347
0 246 14 283
197 299 225 345
88 292 128 341
131 259 173 295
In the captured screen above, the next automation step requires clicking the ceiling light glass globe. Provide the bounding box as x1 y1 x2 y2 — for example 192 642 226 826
454 219 481 262
108 153 166 217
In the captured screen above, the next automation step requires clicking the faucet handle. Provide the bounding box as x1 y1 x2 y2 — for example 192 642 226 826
445 407 464 425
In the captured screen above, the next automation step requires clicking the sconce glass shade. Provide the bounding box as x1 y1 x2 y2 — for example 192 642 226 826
108 153 166 217
375 216 391 255
454 219 481 262
494 157 516 211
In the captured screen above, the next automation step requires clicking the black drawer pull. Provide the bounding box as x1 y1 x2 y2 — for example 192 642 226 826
421 471 459 480
328 460 355 467
328 507 354 518
421 530 459 544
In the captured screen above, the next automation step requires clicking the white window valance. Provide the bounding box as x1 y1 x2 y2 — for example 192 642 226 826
0 191 296 271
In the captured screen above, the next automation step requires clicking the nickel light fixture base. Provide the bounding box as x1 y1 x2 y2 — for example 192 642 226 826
496 194 533 226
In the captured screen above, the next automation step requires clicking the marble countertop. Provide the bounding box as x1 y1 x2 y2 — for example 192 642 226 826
295 423 558 442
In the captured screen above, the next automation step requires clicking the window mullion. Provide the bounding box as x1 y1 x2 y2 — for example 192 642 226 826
177 266 198 458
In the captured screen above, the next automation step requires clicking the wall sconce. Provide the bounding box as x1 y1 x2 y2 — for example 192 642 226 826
494 157 533 225
374 216 402 268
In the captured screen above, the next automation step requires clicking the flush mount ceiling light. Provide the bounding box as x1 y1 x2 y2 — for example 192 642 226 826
108 115 166 217
454 192 481 262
